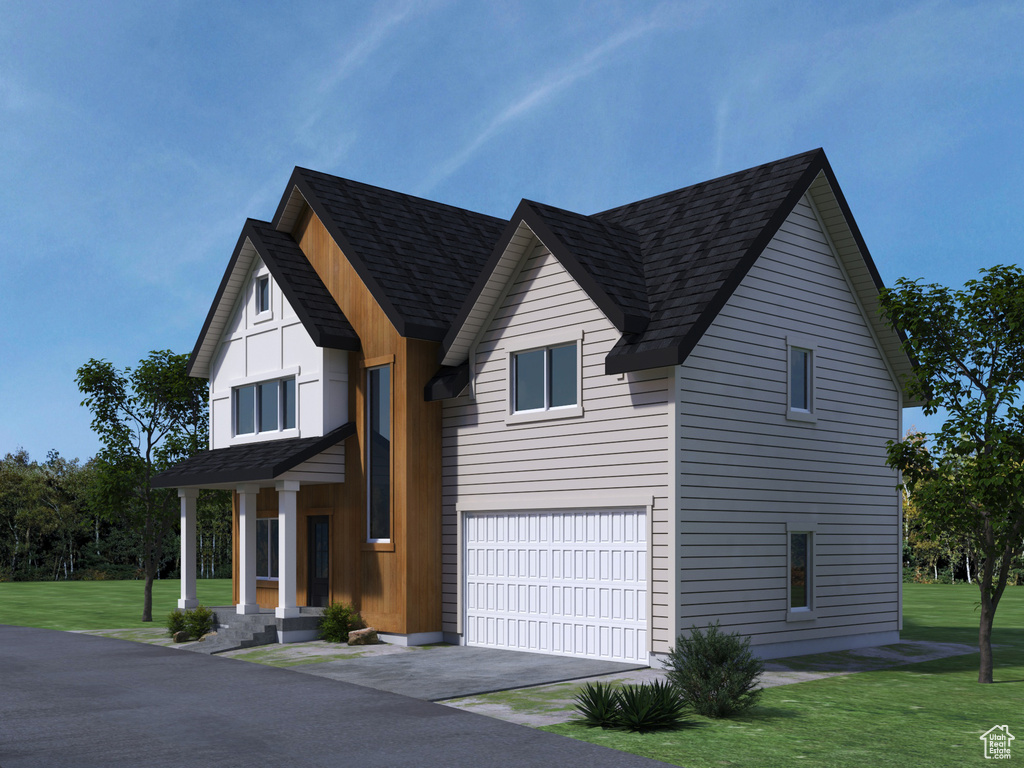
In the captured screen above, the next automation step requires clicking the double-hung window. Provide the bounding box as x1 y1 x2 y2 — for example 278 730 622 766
234 377 296 436
256 518 279 580
512 343 578 413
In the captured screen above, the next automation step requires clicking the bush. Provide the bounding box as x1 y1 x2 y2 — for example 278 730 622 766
666 622 764 718
615 680 686 732
166 609 187 637
318 602 364 642
574 681 619 728
184 605 214 639
574 679 686 732
166 605 214 639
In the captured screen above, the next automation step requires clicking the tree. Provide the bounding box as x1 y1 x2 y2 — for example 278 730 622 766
880 265 1024 683
76 351 208 621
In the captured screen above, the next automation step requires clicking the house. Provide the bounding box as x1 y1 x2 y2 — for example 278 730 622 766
153 148 919 664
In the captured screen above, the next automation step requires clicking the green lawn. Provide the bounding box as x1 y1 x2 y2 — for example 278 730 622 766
544 584 1024 768
0 579 233 630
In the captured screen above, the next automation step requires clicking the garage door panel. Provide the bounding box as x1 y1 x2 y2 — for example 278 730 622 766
465 508 647 663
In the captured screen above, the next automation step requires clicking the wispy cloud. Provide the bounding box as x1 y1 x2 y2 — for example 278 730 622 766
422 3 702 192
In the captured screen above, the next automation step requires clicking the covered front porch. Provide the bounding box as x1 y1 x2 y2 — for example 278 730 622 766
152 425 354 642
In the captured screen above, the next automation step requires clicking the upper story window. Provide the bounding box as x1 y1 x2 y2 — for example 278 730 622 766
235 377 296 436
367 365 391 542
786 337 816 422
256 275 271 314
513 343 577 413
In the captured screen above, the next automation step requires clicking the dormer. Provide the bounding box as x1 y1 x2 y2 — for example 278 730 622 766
187 219 360 450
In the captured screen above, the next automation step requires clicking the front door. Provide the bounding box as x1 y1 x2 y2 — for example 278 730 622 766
307 516 330 607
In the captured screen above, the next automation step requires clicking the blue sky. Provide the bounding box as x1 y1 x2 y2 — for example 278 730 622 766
1 0 1021 462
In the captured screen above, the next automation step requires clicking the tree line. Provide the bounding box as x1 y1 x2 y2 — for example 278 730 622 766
0 448 230 583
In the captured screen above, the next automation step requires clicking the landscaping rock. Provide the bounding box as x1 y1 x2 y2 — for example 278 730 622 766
348 627 379 645
172 631 191 643
199 631 218 642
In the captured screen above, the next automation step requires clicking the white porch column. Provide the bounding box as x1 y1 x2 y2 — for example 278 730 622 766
275 480 301 619
177 488 199 609
236 485 261 614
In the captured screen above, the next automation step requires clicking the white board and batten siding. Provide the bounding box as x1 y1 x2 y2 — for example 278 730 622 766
442 240 672 662
674 194 902 658
208 255 348 479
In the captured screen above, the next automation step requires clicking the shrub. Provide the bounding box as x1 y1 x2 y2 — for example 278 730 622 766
574 680 686 732
666 622 764 718
166 609 187 637
615 680 686 732
166 605 214 639
318 602 364 642
184 605 215 639
574 681 619 728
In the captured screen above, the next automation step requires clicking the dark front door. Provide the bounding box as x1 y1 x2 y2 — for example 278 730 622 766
307 516 330 607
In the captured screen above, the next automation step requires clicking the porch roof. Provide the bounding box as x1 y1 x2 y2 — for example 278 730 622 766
151 423 356 489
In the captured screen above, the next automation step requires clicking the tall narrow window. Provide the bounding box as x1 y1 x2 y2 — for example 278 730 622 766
256 518 279 579
256 276 270 314
258 381 278 432
282 378 296 430
367 366 391 541
789 532 810 610
790 347 810 411
236 385 256 435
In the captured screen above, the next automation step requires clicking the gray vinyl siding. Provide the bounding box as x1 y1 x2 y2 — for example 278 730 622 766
675 195 901 648
442 242 672 649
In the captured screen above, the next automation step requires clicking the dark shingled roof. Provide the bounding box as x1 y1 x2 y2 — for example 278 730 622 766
151 423 356 488
594 149 826 372
186 219 358 377
519 200 648 333
278 168 508 341
245 220 360 351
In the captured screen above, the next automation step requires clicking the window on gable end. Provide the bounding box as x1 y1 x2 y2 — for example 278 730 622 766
786 337 817 423
513 344 578 413
256 275 270 314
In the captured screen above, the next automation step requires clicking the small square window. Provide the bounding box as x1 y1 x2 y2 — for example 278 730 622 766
512 344 578 414
256 276 270 314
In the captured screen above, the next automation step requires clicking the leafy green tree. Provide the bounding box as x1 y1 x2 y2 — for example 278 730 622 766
76 350 208 621
881 265 1024 683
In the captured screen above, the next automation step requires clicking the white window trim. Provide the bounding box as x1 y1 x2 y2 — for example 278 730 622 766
785 335 817 423
786 521 818 622
505 328 584 425
254 271 274 324
231 373 300 441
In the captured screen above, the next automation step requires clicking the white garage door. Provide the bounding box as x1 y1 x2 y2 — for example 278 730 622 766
464 508 647 663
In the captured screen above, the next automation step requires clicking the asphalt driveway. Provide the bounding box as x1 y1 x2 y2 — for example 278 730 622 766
0 626 670 768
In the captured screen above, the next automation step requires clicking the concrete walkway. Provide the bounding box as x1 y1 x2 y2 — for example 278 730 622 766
0 625 670 768
284 645 644 700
